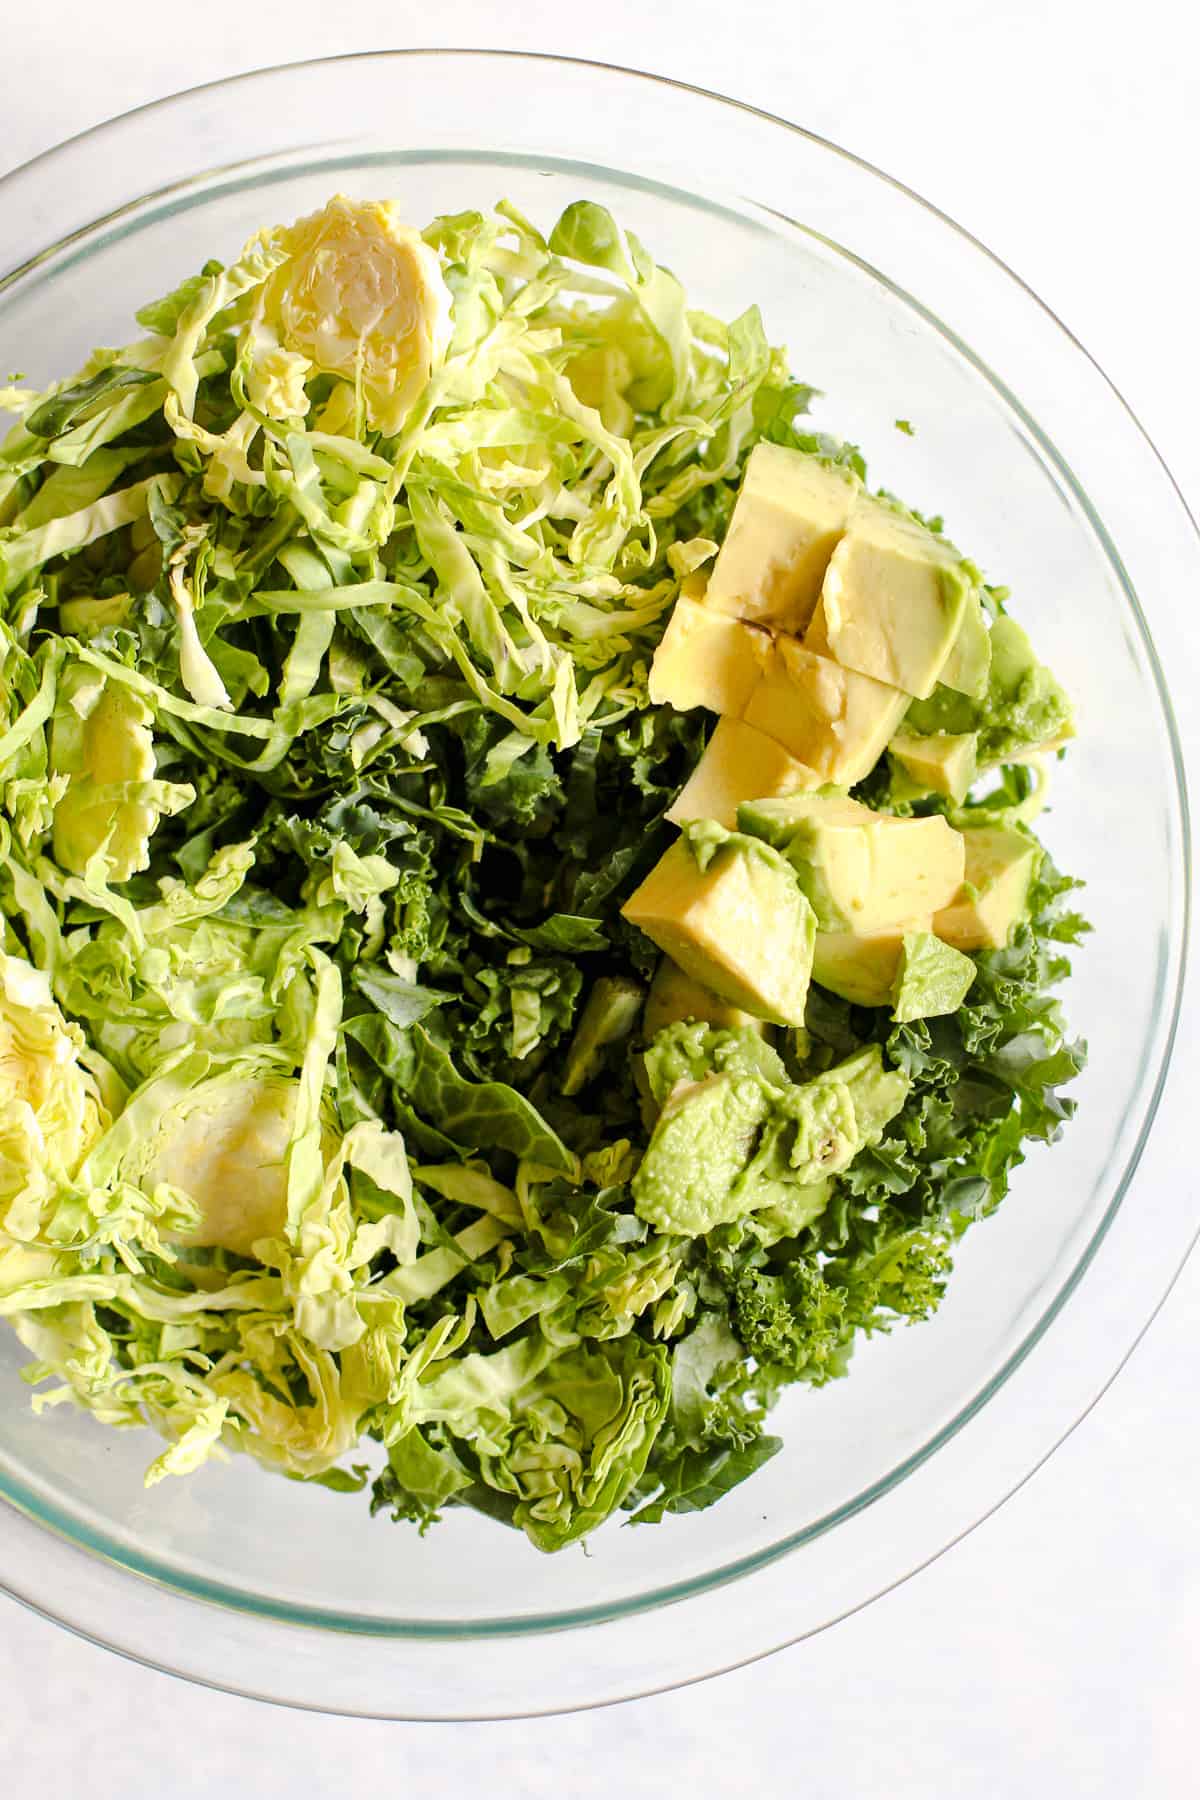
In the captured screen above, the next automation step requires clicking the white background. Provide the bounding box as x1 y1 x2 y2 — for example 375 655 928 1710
1 3 1197 1793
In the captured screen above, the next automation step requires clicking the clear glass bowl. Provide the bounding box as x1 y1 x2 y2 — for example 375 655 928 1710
0 51 1194 1719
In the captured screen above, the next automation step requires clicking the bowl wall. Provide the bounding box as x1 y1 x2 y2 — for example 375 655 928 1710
0 53 1190 1710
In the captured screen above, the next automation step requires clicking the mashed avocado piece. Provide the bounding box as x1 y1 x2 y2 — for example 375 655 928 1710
631 1072 775 1237
632 1029 908 1237
641 1019 789 1108
904 612 1073 764
827 1045 911 1140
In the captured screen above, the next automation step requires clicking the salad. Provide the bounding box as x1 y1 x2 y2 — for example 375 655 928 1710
0 197 1086 1552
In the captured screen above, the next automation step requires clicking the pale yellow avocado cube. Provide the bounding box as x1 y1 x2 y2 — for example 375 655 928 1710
743 636 909 787
934 826 1042 951
803 595 835 657
813 918 933 1008
666 717 824 829
704 442 861 635
643 957 768 1039
622 837 815 1026
819 498 971 699
889 730 978 803
648 596 771 715
835 580 990 703
739 792 965 934
938 589 991 699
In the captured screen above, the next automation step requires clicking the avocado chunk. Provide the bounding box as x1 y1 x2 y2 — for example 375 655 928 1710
982 614 1075 760
812 917 932 1007
621 826 816 1026
891 931 977 1022
811 1045 910 1146
631 1041 908 1238
743 636 909 786
939 588 991 699
666 716 824 830
934 825 1042 950
631 1071 774 1236
739 792 965 933
648 595 771 715
703 442 861 635
753 1177 834 1245
643 958 769 1040
561 976 645 1096
818 497 971 699
801 592 836 657
903 612 1074 765
888 729 978 803
640 1019 787 1108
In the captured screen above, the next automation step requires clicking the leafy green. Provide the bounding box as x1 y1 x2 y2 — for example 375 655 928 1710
0 193 1086 1551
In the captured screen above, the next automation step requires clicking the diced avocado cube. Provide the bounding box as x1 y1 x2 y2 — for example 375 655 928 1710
561 976 645 1096
812 917 932 1007
742 636 909 786
819 497 971 699
643 957 769 1040
888 730 978 802
740 792 964 934
648 595 771 715
740 791 870 929
666 716 824 829
801 594 834 657
934 826 1042 951
891 931 977 1022
703 442 861 634
621 831 816 1026
939 588 991 699
867 815 964 922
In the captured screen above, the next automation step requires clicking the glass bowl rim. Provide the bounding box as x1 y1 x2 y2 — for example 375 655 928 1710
0 45 1193 1650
